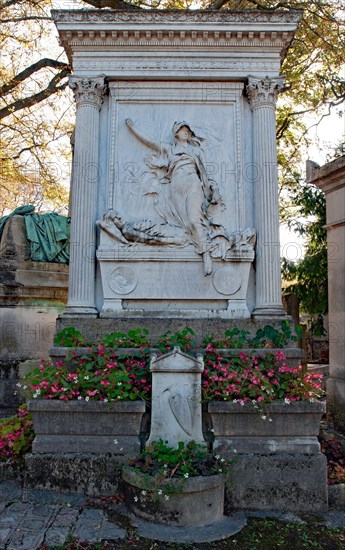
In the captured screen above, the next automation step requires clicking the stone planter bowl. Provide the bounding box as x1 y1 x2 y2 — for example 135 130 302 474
28 399 146 455
122 466 225 526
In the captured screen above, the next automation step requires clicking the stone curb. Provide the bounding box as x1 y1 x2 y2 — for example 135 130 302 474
130 512 247 543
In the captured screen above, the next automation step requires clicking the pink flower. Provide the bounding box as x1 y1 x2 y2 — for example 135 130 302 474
87 390 99 396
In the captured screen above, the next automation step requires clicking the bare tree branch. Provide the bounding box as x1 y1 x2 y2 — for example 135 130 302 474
0 59 70 97
82 0 142 9
0 16 50 23
0 68 70 120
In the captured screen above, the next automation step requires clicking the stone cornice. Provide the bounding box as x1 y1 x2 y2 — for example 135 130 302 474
52 9 301 67
51 9 302 25
307 156 345 194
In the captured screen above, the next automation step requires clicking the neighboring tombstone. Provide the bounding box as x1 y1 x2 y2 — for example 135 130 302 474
0 210 69 416
308 156 345 434
147 347 205 448
52 9 301 322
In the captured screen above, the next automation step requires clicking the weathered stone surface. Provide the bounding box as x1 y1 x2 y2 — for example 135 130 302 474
226 453 328 512
148 348 205 447
208 401 326 454
25 454 123 496
328 484 345 510
28 399 145 454
123 467 225 527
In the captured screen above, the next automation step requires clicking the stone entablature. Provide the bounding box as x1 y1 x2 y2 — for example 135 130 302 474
52 9 300 79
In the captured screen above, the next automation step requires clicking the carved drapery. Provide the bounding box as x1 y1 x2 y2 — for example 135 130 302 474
65 75 107 317
246 76 286 317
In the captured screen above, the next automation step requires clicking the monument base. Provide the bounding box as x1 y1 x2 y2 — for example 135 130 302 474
55 317 297 347
97 245 254 319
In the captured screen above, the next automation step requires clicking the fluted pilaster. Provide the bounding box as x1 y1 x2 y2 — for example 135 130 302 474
246 76 286 317
64 76 106 317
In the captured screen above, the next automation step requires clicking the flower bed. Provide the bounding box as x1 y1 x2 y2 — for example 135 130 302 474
202 349 323 408
0 405 34 463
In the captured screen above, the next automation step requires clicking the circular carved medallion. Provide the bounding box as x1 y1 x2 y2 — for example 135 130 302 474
212 265 242 295
109 266 137 295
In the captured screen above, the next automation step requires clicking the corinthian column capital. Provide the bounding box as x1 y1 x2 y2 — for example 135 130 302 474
246 76 285 110
69 76 107 109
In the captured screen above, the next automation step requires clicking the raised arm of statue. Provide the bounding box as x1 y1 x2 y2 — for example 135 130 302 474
125 118 161 153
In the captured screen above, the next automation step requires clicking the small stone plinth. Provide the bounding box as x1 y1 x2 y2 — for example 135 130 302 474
28 399 145 454
122 466 224 527
208 401 326 454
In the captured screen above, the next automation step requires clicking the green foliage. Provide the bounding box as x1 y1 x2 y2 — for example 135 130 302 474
129 440 229 481
54 326 86 347
100 328 150 348
0 405 34 462
156 327 196 352
282 183 327 335
202 351 324 407
203 321 300 349
25 348 151 402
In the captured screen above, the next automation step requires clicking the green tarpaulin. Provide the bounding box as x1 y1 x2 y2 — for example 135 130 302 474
0 206 70 264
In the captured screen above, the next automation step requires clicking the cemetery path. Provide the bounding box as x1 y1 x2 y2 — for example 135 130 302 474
0 480 344 549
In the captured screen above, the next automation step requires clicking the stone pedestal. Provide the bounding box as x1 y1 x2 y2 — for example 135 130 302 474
310 156 345 433
148 347 205 448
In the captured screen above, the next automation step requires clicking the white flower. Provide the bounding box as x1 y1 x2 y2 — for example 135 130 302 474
16 383 22 388
14 391 17 396
85 396 90 401
84 376 89 380
284 398 291 404
233 449 237 454
233 399 237 403
36 389 41 395
219 468 223 473
117 396 121 399
23 385 27 390
134 496 138 502
117 382 122 386
210 428 215 433
158 489 163 495
309 398 315 402
113 439 118 445
141 490 147 496
77 396 83 400
164 495 170 501
104 398 108 403
261 415 267 420
268 418 273 422
183 473 189 479
74 379 78 384
120 448 123 451
220 458 225 463
215 455 220 460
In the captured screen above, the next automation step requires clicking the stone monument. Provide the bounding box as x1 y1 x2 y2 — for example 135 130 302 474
52 9 301 327
308 156 345 434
